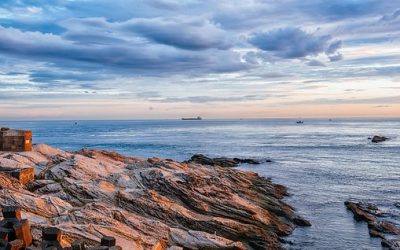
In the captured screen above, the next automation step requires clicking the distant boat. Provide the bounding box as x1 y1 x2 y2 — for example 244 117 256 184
296 121 304 124
182 116 202 120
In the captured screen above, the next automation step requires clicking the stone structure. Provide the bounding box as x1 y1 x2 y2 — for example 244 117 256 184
0 167 35 185
0 128 32 152
42 227 65 250
42 227 119 250
71 236 119 250
0 206 33 248
0 207 119 250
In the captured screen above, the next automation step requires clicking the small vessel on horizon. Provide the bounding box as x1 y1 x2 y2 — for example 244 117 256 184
296 121 304 124
181 116 202 120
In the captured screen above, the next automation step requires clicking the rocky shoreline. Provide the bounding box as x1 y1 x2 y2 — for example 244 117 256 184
345 200 400 249
0 144 309 249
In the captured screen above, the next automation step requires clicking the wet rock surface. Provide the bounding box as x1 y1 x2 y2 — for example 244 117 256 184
345 199 400 249
0 144 308 249
188 154 261 168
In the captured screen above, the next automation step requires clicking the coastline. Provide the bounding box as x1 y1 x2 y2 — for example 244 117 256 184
0 144 309 249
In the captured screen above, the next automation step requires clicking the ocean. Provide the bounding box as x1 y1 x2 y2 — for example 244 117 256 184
1 118 399 249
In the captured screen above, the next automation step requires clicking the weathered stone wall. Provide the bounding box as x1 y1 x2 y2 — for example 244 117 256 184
23 131 33 151
0 128 32 152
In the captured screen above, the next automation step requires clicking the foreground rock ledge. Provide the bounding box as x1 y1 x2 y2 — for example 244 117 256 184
0 144 309 249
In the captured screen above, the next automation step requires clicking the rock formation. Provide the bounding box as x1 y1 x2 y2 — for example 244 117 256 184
188 154 262 168
371 135 388 143
0 144 309 249
345 200 400 249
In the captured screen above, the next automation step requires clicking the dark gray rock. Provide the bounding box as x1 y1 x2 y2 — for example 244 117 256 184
189 154 260 167
381 239 400 250
371 135 388 143
293 215 311 227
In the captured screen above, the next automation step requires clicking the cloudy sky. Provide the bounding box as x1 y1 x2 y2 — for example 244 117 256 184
0 0 400 119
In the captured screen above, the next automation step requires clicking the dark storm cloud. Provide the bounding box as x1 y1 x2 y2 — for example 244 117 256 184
121 17 232 50
0 25 246 75
0 0 399 112
0 19 65 34
249 27 342 60
0 82 33 89
29 70 106 83
326 41 342 54
0 0 396 80
60 16 232 50
380 9 400 22
211 0 400 30
328 54 343 62
307 60 326 67
296 0 385 20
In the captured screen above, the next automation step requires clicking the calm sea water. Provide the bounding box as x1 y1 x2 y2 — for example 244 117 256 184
1 118 399 249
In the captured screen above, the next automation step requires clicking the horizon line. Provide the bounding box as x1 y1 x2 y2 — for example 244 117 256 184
1 116 400 122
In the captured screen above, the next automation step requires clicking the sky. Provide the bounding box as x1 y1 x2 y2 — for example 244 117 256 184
0 0 400 120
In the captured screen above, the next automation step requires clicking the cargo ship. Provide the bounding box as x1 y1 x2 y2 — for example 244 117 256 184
181 116 202 120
